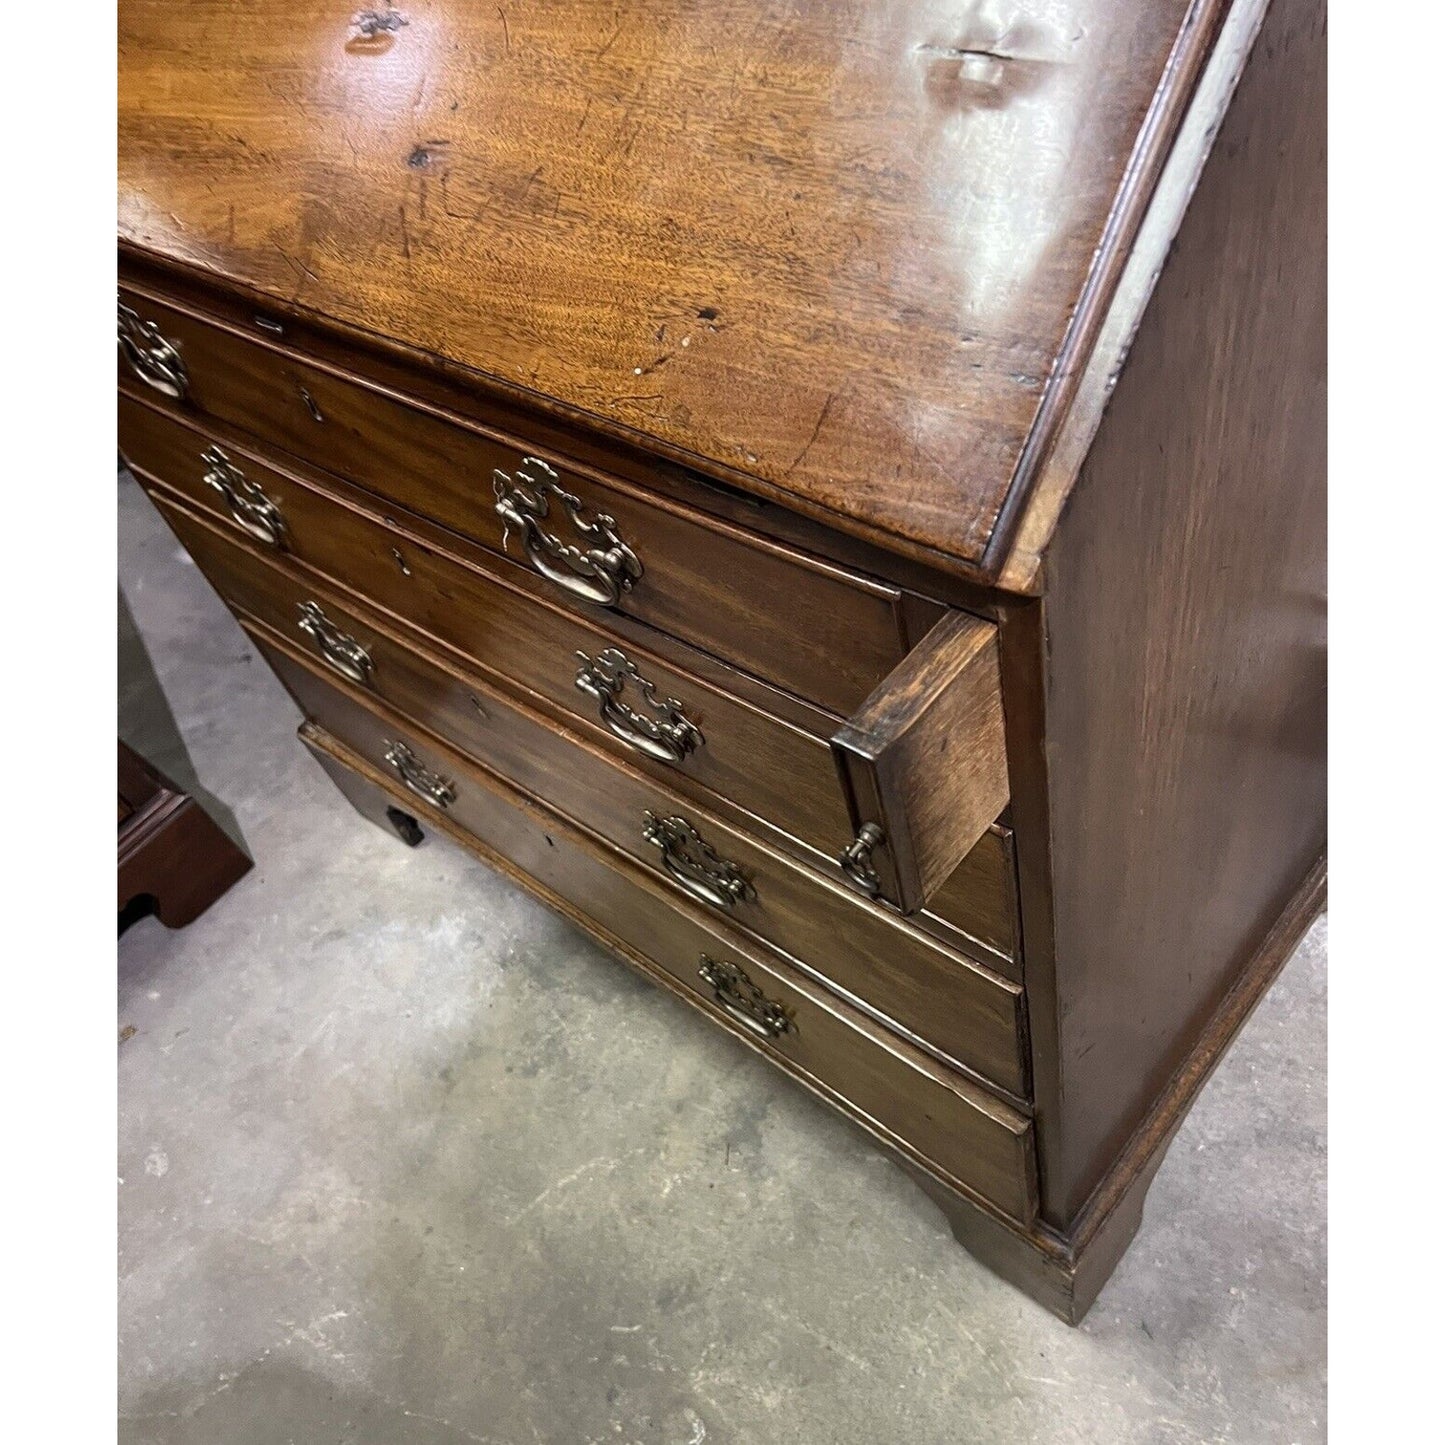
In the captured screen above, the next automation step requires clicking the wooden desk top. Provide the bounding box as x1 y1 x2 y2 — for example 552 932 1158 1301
119 0 1229 576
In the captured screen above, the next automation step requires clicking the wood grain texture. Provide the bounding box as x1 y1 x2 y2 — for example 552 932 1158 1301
993 0 1273 592
125 435 1021 967
117 0 1220 576
247 602 1029 1099
1034 0 1326 1223
147 475 855 846
118 386 839 737
293 716 1038 1222
117 289 930 715
306 723 1325 1322
115 0 1326 1320
833 611 1009 912
116 246 1009 617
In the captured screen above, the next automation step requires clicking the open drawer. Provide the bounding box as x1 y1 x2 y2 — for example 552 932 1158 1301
832 612 1009 915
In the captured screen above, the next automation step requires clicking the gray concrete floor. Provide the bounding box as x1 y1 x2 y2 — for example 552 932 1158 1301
118 471 1326 1445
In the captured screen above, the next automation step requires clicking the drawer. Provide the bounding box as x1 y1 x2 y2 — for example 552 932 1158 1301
240 594 1029 1099
296 717 1038 1224
832 610 1010 915
140 480 852 872
118 288 937 717
127 433 1019 960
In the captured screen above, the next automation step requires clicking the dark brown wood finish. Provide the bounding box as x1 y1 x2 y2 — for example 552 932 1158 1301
1030 0 1326 1224
118 0 1223 578
117 244 1007 617
139 460 857 849
118 389 827 730
833 612 1009 913
119 0 1325 1322
118 740 252 928
289 716 1038 1223
245 603 1030 1099
117 289 938 715
303 725 1323 1323
122 429 1022 966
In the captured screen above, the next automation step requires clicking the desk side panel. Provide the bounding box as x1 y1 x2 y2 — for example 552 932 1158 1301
1037 0 1326 1224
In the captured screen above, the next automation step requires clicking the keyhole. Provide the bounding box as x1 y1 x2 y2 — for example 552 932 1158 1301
391 547 412 576
298 385 324 422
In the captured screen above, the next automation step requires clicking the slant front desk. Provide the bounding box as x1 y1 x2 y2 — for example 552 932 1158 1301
118 0 1325 1320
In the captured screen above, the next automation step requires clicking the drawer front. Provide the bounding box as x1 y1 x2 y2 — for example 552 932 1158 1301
123 402 1020 969
142 482 850 855
243 599 1028 1099
297 717 1037 1223
118 289 929 716
832 612 1010 915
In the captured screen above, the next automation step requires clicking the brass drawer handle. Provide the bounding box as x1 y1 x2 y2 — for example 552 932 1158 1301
839 822 885 898
296 601 374 687
698 955 794 1041
642 811 755 911
117 299 189 399
384 740 457 810
201 445 287 549
494 456 642 607
297 385 325 423
574 647 703 764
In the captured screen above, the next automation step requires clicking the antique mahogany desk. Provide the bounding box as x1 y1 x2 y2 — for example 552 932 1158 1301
117 0 1325 1320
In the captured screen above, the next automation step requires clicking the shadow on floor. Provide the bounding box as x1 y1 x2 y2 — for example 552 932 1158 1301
118 581 248 855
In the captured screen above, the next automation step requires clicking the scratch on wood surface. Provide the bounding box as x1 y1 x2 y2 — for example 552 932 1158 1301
398 204 411 260
407 140 451 170
496 6 510 53
916 43 1019 63
786 390 838 476
272 243 320 287
597 19 623 59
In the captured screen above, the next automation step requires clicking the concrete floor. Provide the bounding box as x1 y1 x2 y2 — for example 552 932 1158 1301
118 471 1326 1444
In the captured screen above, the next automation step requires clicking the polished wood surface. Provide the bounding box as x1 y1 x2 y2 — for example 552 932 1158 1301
833 612 1008 913
118 0 1220 577
117 386 863 739
306 724 1324 1323
118 740 252 928
145 479 853 857
994 0 1273 592
248 605 1029 1097
118 241 1018 619
118 0 1325 1322
117 290 936 715
294 718 1038 1222
1031 0 1326 1224
126 440 1021 965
